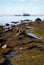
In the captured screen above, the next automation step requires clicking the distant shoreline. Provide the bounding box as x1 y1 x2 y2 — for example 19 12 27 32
0 15 44 16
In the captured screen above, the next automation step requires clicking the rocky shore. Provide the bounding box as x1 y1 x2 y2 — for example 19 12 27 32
0 18 44 65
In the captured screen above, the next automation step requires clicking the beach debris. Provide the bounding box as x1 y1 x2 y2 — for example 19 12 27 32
16 30 26 37
2 44 7 49
25 26 34 29
26 33 40 39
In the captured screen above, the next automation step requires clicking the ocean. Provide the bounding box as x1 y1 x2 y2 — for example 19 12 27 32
0 15 44 25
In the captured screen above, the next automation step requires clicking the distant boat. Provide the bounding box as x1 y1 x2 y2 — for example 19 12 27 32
23 13 30 16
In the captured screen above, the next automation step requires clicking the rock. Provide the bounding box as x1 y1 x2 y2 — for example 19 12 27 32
2 44 7 49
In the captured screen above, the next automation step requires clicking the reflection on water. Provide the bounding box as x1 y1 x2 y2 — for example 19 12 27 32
1 50 20 65
6 50 20 58
0 58 12 65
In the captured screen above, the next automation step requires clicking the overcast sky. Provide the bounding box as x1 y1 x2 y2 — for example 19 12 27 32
0 0 44 15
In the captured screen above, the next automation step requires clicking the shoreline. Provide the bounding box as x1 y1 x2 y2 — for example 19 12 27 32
0 18 44 65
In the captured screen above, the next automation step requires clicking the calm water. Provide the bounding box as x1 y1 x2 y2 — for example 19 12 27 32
0 15 44 25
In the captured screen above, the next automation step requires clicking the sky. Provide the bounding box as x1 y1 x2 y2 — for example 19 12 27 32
0 0 44 15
